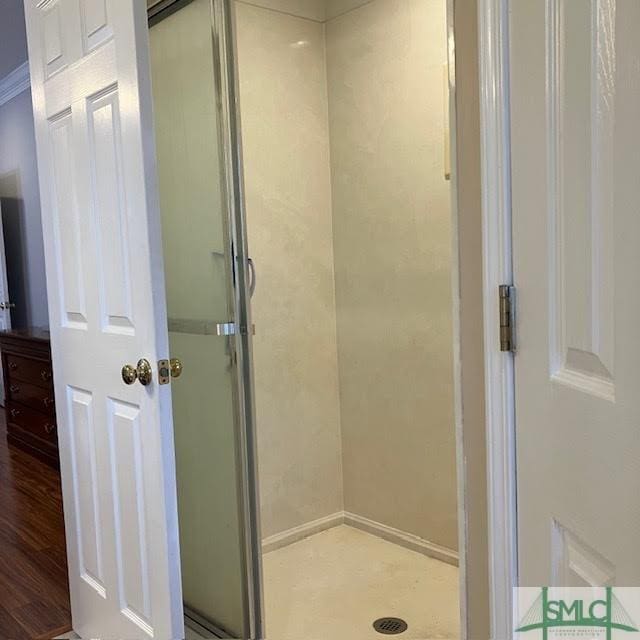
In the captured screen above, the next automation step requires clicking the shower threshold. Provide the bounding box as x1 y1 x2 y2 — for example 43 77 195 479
184 606 231 639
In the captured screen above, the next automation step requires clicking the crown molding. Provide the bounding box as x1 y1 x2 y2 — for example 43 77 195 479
0 61 30 107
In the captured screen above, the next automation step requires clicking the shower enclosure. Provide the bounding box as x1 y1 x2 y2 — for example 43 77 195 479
235 1 458 638
148 0 458 638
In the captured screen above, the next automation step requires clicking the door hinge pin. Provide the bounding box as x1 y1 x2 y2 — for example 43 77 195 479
499 284 516 353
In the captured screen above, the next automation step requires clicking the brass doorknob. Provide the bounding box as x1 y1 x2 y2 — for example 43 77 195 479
122 364 137 385
136 359 153 385
121 359 153 386
170 358 183 378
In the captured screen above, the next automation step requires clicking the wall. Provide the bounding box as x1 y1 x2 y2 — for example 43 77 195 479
0 1 28 79
0 89 49 328
236 0 458 554
326 0 457 549
452 0 489 633
235 1 344 539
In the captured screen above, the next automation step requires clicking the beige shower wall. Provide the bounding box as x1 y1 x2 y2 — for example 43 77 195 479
235 1 344 539
326 0 458 550
236 0 456 550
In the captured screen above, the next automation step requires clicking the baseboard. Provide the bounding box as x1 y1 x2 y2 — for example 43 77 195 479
261 511 344 554
343 511 459 567
262 510 458 566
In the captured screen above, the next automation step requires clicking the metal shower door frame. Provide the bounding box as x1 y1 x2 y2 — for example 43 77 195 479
147 0 265 637
210 1 265 637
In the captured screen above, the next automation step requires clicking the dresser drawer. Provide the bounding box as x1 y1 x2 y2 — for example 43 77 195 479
5 353 53 388
7 380 56 415
6 402 57 445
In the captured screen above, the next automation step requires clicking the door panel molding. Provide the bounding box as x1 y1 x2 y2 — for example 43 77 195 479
67 386 105 597
551 520 616 587
547 0 616 402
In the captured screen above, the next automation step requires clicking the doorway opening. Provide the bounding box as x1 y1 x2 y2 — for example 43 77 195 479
149 0 461 638
0 0 484 636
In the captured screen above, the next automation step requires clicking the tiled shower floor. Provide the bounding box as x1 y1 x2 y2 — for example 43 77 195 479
263 524 460 640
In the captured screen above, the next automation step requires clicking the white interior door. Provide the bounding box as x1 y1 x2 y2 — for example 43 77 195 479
0 202 12 333
0 201 12 406
510 0 640 586
23 1 183 638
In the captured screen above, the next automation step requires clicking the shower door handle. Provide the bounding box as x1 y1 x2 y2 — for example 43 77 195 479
212 250 256 298
248 258 256 297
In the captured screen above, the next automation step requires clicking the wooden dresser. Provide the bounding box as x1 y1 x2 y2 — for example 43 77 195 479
0 328 58 468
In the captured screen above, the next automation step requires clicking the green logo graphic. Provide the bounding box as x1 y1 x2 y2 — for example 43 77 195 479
516 587 639 639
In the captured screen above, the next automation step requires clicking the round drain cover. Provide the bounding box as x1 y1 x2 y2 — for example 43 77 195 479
373 617 408 635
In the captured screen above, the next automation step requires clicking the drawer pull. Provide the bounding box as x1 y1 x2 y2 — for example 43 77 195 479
41 370 52 381
10 408 20 418
9 362 17 371
9 385 19 393
43 397 54 408
44 423 56 435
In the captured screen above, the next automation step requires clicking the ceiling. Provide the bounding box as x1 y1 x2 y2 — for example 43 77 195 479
0 0 28 80
237 0 372 22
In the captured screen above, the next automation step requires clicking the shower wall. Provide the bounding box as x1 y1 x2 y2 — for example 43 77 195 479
235 1 344 539
327 0 457 550
237 0 456 552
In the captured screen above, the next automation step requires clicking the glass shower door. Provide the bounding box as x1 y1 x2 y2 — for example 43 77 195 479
149 0 263 637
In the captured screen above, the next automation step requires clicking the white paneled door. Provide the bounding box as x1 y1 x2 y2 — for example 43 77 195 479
0 202 12 335
0 202 11 405
510 0 640 586
23 1 183 638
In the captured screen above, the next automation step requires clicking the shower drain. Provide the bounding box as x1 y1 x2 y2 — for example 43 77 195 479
373 617 409 635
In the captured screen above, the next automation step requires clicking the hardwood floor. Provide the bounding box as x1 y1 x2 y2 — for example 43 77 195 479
0 410 72 639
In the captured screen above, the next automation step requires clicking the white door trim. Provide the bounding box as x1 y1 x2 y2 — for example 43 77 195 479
478 0 518 638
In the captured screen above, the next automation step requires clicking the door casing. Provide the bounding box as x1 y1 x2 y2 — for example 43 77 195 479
477 0 519 638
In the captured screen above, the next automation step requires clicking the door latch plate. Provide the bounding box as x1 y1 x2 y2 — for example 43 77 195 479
158 359 170 385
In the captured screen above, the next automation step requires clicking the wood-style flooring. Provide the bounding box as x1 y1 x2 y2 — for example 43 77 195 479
0 410 72 639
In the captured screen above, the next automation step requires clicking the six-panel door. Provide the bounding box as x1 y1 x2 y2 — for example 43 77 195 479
511 0 640 587
23 1 184 637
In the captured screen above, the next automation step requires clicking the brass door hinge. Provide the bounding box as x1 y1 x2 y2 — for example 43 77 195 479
499 285 516 353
